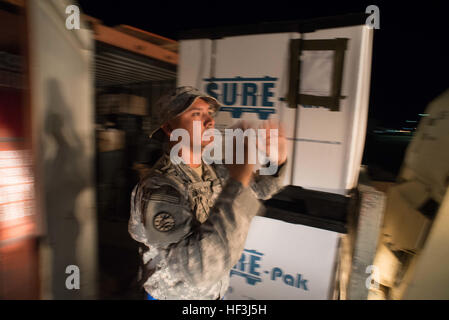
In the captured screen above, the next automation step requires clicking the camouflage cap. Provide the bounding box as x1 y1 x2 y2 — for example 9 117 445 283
150 86 222 139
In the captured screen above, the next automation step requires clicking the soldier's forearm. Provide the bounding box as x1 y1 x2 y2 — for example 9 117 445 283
165 178 262 287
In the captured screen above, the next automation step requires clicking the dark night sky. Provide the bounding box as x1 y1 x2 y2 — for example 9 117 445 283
79 0 449 128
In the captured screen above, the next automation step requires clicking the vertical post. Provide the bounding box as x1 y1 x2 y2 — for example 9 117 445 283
287 39 300 109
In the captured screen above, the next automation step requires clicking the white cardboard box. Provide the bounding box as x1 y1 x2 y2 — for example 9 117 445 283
178 26 373 195
225 216 340 300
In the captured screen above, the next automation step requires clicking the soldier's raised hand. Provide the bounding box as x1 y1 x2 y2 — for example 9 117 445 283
225 120 254 187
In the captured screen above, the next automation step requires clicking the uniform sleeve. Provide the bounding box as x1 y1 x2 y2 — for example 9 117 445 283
136 178 262 287
250 160 287 200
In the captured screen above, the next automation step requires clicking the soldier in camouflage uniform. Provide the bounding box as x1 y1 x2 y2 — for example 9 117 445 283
128 86 287 300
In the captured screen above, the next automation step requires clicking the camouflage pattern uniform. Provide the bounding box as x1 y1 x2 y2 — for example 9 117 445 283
128 86 286 300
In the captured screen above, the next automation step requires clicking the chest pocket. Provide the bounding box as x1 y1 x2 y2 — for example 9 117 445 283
188 179 222 223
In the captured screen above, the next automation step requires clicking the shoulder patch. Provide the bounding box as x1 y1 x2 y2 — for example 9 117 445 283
153 212 175 232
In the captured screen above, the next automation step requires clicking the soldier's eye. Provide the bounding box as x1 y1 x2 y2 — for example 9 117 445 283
192 112 201 117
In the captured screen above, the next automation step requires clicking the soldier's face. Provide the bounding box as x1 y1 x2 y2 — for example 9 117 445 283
168 98 215 148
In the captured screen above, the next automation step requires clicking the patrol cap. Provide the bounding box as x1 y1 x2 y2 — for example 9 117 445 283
150 86 222 140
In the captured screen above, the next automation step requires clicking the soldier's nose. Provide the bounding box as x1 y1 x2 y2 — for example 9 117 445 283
205 116 215 129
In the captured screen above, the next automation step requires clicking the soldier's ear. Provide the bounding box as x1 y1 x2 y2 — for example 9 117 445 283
161 123 172 137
